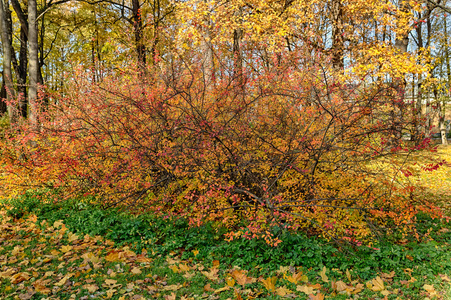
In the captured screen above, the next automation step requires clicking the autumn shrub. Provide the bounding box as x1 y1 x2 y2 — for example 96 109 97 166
0 56 446 246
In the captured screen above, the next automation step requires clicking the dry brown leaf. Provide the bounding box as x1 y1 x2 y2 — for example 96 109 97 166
381 271 395 279
83 284 99 293
308 293 324 300
183 272 195 279
163 284 182 291
231 269 255 286
164 292 177 300
178 263 190 272
202 268 219 281
204 283 214 292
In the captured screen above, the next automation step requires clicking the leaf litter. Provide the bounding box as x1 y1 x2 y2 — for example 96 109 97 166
0 205 450 299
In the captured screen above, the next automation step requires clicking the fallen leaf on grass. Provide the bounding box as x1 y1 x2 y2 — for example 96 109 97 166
423 284 438 297
381 271 395 280
319 266 328 283
103 279 122 289
55 273 74 286
286 272 308 284
370 276 385 291
226 277 235 287
309 293 324 300
231 269 256 285
261 276 277 292
439 274 451 282
164 293 177 300
204 283 214 291
131 267 142 275
11 272 31 284
183 272 195 279
202 268 219 281
214 286 230 294
178 263 190 272
163 284 182 291
296 285 316 295
60 245 73 253
345 269 351 282
83 284 99 293
105 251 124 262
275 286 292 297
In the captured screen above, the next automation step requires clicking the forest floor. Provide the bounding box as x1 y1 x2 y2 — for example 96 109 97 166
0 146 450 299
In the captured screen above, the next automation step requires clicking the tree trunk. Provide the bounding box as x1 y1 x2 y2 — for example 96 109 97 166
28 0 38 129
330 0 344 71
132 0 146 76
0 0 16 123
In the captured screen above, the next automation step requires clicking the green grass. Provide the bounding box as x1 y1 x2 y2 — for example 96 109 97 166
0 191 450 299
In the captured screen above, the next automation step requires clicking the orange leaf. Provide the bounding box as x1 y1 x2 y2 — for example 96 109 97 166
261 276 277 292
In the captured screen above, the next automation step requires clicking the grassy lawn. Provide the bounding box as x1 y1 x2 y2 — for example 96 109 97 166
0 147 451 299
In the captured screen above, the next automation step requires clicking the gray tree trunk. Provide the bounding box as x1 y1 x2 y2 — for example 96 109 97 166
28 0 38 129
0 0 16 123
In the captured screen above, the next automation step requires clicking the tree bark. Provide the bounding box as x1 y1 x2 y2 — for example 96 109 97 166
132 0 146 75
0 0 16 123
28 0 38 129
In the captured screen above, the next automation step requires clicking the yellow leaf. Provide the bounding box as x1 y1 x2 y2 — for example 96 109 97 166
319 266 329 283
346 269 351 282
53 220 64 228
423 284 436 293
334 280 349 292
60 245 73 253
261 276 277 292
55 273 73 286
231 269 255 286
83 284 99 293
287 272 308 284
105 251 123 262
163 284 182 291
131 267 142 275
67 232 79 242
169 265 180 273
183 272 195 279
178 263 190 272
371 276 385 292
297 285 315 295
10 272 31 284
440 274 451 282
275 286 292 296
82 252 100 264
276 266 290 274
192 249 199 257
202 268 219 281
226 277 235 287
214 286 230 293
